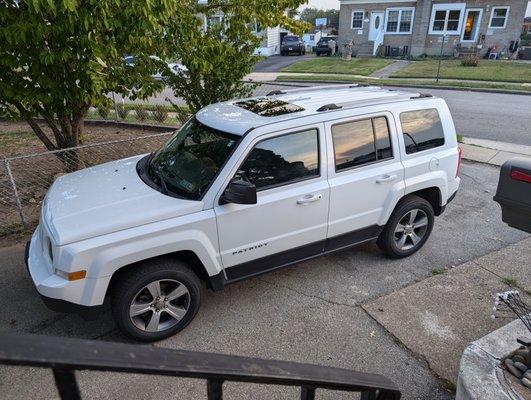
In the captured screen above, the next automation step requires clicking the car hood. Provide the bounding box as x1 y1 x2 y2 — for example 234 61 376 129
43 155 203 245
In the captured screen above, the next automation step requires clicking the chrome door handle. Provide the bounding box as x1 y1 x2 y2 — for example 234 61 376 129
297 194 322 205
376 174 397 184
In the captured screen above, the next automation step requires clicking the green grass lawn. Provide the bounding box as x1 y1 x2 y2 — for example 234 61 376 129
275 74 531 93
281 57 393 76
391 60 531 83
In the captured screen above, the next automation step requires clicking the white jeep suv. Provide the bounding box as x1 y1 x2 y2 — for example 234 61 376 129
26 85 461 341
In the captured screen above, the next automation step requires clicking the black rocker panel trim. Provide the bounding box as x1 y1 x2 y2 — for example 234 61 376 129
324 225 382 253
223 225 382 283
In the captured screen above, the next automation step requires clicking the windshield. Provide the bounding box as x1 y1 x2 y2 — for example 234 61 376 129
147 119 239 200
283 36 299 43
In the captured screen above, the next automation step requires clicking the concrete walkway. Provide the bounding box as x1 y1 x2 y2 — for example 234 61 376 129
461 137 531 166
363 237 531 384
370 60 412 78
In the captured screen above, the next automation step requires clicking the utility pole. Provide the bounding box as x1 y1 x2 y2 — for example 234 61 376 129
436 33 447 83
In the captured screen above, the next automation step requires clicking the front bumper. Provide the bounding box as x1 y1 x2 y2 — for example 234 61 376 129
281 46 302 53
25 228 105 319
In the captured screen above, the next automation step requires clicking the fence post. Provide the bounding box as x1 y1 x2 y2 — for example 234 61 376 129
4 159 27 229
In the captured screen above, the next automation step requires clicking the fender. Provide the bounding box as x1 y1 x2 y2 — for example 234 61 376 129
58 209 222 305
404 170 448 205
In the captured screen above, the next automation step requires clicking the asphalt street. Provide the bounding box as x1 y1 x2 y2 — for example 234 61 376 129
401 87 531 146
115 82 531 146
0 161 528 400
252 54 313 72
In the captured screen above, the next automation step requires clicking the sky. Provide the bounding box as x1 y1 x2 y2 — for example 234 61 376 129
303 0 340 10
302 0 531 16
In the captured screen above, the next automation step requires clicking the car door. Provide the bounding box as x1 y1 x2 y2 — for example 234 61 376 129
325 112 405 250
214 124 330 281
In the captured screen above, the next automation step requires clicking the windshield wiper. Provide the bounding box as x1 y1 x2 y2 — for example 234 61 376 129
158 174 170 196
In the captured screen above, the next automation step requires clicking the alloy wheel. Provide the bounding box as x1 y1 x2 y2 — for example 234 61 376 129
394 209 429 251
129 279 190 332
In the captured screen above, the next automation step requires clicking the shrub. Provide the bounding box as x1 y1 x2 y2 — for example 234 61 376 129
116 104 129 120
151 105 168 123
134 107 149 122
97 104 110 119
461 55 479 67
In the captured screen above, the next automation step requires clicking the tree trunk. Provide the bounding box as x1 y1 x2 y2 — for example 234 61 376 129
57 112 88 172
16 103 90 173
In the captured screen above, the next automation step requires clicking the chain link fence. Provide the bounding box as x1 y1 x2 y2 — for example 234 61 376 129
0 82 319 237
0 132 173 236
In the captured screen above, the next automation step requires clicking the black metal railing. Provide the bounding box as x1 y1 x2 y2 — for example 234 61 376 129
0 332 401 400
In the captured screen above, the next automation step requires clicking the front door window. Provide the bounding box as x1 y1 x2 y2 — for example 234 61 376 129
461 9 482 42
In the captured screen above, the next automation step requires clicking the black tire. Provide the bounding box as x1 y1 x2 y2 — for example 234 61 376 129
377 195 435 259
316 52 320 57
111 259 201 342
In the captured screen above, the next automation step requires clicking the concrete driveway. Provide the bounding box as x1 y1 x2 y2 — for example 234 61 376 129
0 161 528 400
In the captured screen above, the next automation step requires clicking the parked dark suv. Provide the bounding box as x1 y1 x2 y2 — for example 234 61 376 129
280 35 305 56
315 36 338 56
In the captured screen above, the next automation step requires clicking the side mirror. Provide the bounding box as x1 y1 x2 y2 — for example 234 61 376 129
221 180 257 205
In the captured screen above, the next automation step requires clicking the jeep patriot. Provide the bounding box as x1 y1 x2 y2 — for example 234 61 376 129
26 85 461 341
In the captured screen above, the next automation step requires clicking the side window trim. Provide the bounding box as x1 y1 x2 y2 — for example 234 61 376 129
234 128 322 193
331 115 394 173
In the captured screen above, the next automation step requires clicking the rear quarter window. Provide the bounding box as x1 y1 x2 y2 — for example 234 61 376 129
400 109 445 154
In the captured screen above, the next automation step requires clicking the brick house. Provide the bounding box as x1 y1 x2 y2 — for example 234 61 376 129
338 0 528 57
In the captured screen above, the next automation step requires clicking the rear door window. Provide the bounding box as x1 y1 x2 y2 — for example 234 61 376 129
400 109 445 154
331 116 393 171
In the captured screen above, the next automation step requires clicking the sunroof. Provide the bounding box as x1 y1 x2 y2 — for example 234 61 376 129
234 98 304 117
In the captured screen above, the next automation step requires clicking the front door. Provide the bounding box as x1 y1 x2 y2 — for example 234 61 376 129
369 12 385 41
215 125 330 281
461 9 483 43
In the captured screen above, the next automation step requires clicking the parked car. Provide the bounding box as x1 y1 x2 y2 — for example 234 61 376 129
26 85 461 341
280 35 305 56
315 36 338 56
123 56 188 79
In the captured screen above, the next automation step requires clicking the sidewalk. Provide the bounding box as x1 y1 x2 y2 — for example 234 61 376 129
461 137 531 166
363 237 531 385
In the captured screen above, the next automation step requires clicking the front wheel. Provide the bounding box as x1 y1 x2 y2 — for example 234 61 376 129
377 195 434 258
111 259 201 341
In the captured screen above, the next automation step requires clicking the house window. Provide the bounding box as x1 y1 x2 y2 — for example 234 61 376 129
351 11 364 29
206 15 223 30
385 8 415 34
489 6 509 29
428 3 466 35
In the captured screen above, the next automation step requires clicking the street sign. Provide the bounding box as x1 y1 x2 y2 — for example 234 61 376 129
315 18 327 27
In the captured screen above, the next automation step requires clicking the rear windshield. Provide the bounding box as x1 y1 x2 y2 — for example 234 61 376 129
235 98 305 117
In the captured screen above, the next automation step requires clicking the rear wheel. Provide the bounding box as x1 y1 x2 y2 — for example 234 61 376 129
377 195 434 258
111 259 201 341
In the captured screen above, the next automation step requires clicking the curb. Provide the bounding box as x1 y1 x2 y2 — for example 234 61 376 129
273 79 531 96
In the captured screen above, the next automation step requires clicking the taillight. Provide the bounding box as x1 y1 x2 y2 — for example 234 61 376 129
510 170 531 183
456 147 462 177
